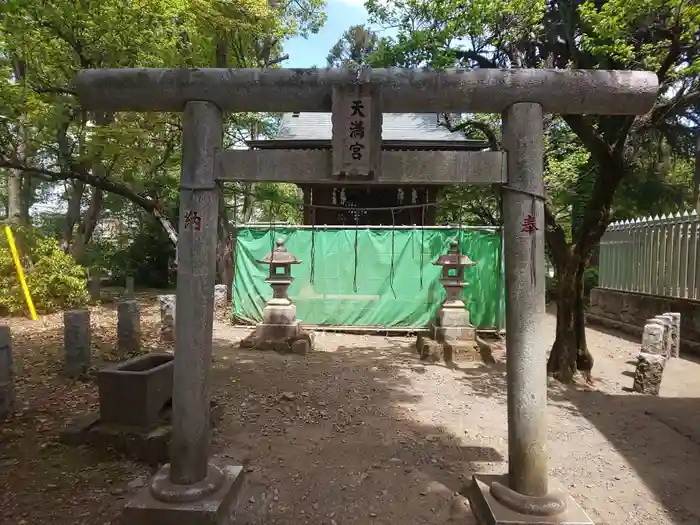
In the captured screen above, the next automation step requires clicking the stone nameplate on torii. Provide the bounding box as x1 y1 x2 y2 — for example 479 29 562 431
331 85 382 180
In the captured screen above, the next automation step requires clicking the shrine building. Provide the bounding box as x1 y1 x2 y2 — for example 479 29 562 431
246 113 489 226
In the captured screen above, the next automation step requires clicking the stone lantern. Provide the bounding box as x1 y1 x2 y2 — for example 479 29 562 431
416 239 481 364
259 238 301 307
433 239 476 327
240 239 313 354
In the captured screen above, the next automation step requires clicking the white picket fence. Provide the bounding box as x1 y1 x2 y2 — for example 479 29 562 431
599 211 700 298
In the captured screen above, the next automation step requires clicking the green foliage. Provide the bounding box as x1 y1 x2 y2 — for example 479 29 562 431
253 183 303 224
365 0 700 238
0 0 327 274
0 226 89 315
583 267 599 296
327 25 379 67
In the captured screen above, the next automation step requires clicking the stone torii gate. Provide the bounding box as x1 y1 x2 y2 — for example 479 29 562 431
74 68 657 525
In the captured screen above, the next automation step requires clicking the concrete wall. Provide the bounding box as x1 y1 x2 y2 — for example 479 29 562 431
587 287 700 355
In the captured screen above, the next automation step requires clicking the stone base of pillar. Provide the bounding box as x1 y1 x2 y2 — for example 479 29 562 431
123 463 244 525
59 400 223 466
430 324 476 342
415 334 488 364
256 319 302 340
467 474 593 525
239 322 315 355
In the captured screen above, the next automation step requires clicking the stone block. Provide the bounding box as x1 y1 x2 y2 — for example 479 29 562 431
64 309 91 378
430 324 476 343
256 320 301 341
668 312 681 357
653 315 674 356
466 473 594 525
98 353 174 428
633 352 666 395
59 401 223 465
443 340 480 363
89 271 101 302
290 337 311 355
123 463 245 525
475 337 498 365
117 300 141 357
419 337 444 363
0 326 14 421
158 294 176 342
641 323 664 356
262 303 297 326
214 284 228 308
435 307 471 328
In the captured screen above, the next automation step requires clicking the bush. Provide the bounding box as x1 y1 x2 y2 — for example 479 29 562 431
583 266 599 296
0 226 89 315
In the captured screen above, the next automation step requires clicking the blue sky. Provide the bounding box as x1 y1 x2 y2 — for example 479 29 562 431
283 0 390 68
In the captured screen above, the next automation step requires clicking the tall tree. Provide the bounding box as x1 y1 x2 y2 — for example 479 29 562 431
327 24 379 67
366 0 700 382
1 0 325 265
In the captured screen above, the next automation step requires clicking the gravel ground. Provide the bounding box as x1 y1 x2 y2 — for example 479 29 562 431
211 315 700 525
2 297 700 525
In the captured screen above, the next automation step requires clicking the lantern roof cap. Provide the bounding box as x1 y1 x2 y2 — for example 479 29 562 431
258 239 301 265
433 239 475 267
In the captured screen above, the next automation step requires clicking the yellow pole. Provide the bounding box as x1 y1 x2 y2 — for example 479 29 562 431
5 226 38 321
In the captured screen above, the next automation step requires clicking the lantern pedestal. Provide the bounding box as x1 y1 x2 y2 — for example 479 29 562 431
239 240 314 355
416 240 483 365
256 299 302 341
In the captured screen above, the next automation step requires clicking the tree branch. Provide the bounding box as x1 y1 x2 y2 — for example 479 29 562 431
31 86 77 97
648 88 700 127
0 160 160 215
452 50 498 69
439 113 500 150
544 202 570 270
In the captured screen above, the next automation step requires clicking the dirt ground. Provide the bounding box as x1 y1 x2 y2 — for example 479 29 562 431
2 294 700 525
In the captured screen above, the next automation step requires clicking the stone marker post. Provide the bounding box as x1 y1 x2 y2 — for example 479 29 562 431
633 353 666 395
89 271 100 302
158 294 176 342
125 101 243 524
125 276 135 297
214 284 228 309
658 314 675 356
0 326 14 420
668 312 681 357
117 300 141 357
641 323 665 355
64 310 91 377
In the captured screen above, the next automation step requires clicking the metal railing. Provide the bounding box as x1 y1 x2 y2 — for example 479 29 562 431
599 211 700 298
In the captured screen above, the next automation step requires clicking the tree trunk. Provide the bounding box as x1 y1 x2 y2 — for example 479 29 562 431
546 253 595 383
8 168 23 225
19 174 34 225
8 55 26 227
62 180 85 252
70 186 103 262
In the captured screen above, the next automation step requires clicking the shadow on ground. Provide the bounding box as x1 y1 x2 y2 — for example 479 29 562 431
551 388 700 524
209 337 502 525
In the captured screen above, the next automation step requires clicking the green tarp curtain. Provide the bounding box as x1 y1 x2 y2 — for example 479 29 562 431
232 227 504 329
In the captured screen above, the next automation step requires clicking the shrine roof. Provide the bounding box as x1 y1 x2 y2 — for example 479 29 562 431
247 113 489 151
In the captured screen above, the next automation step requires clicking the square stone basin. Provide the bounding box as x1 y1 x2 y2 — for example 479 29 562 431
98 353 174 429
